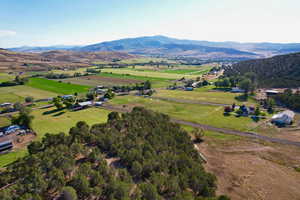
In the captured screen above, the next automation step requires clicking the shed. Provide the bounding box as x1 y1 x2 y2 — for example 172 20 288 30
271 110 295 125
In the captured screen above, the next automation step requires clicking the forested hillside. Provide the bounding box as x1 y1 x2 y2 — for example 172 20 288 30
0 107 227 200
224 52 300 88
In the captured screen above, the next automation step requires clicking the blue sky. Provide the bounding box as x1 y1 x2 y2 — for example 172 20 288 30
0 0 299 48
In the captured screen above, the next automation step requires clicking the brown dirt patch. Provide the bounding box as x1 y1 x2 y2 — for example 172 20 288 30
198 138 300 200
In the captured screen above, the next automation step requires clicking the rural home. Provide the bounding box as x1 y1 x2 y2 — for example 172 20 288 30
271 110 295 125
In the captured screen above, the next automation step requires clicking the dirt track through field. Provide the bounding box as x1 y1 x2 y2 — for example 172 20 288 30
101 104 300 148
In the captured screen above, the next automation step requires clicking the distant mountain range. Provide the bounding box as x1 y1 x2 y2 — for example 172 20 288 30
7 35 300 60
224 52 300 88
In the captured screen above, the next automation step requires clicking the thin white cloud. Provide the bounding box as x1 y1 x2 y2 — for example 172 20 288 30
0 30 16 37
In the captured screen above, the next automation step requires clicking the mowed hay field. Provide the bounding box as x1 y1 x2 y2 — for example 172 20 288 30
110 95 258 132
0 85 58 103
0 107 110 167
27 77 91 94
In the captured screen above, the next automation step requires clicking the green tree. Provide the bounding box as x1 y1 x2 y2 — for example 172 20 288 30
53 96 63 109
61 186 78 200
140 183 160 200
11 107 34 128
131 161 143 178
238 78 252 95
104 89 115 99
25 96 34 103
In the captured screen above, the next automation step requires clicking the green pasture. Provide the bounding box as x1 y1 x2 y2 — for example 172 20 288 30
27 77 91 94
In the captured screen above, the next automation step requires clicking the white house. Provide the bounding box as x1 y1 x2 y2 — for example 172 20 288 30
271 110 295 125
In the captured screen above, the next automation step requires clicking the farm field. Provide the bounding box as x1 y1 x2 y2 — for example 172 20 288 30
109 95 259 132
0 85 57 103
97 72 172 88
27 77 91 94
0 107 110 167
59 74 143 87
101 68 200 79
154 87 257 105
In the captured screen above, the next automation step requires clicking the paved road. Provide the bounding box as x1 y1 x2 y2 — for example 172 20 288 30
101 104 300 148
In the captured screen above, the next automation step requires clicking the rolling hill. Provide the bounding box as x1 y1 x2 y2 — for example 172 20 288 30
224 52 300 88
0 49 136 72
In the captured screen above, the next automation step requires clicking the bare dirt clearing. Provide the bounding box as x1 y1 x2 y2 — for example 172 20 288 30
198 138 300 200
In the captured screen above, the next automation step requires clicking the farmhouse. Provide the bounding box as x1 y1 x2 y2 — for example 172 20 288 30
271 110 295 125
0 140 13 152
